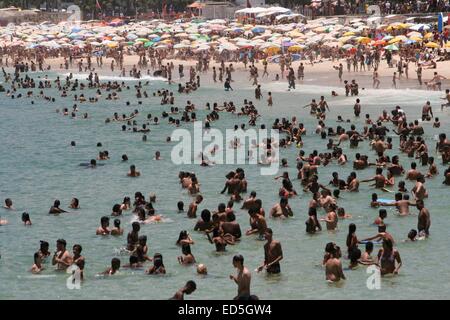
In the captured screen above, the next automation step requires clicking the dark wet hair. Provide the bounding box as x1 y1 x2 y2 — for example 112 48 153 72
233 254 244 265
177 201 184 211
177 230 188 244
22 212 30 222
114 219 121 228
201 209 211 222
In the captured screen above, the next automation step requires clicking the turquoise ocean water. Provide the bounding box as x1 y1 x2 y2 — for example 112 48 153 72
0 70 449 299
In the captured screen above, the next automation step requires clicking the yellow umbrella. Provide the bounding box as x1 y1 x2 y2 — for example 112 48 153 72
409 36 423 42
288 45 304 52
424 32 433 39
343 31 355 36
357 36 371 44
425 42 439 48
338 36 354 43
265 47 281 55
446 42 450 48
388 37 401 44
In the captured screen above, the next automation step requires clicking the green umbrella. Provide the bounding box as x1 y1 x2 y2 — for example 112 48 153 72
384 44 399 51
136 38 149 42
144 41 154 48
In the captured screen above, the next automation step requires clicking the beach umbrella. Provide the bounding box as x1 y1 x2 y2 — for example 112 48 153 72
173 43 189 49
425 42 439 48
409 36 423 42
144 41 154 48
382 35 394 41
409 24 430 31
252 27 265 34
288 44 305 52
445 42 450 48
384 44 399 51
388 37 401 44
356 36 371 44
423 32 433 39
407 31 422 38
372 39 386 46
343 31 355 36
342 44 355 50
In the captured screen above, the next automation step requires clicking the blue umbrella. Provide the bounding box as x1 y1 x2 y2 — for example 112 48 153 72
252 27 265 33
152 36 161 42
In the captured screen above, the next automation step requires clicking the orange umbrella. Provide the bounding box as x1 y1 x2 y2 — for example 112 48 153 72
373 39 386 46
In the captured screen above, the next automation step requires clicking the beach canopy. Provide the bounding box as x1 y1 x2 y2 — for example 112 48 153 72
384 44 399 51
425 42 439 48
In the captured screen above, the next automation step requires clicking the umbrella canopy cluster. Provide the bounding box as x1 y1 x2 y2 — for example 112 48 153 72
0 7 445 56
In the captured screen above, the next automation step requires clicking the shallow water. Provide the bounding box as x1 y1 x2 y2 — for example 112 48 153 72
0 70 449 300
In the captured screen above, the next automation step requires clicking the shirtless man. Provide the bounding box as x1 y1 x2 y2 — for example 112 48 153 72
230 255 251 300
347 172 359 191
170 280 197 300
127 164 140 177
441 89 450 110
187 195 203 218
411 176 428 201
127 222 140 251
325 243 346 282
416 200 431 238
421 101 433 121
96 216 111 235
101 258 121 275
52 239 73 271
246 208 267 240
361 225 395 244
72 244 85 280
405 162 422 181
257 228 283 274
49 200 67 214
269 197 293 218
321 203 338 231
380 193 415 216
361 167 387 189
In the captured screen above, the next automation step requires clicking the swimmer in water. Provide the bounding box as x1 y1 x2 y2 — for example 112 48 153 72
3 198 13 210
49 200 67 214
30 252 44 274
146 253 166 274
127 165 141 177
52 239 73 271
96 216 111 235
123 255 143 269
377 238 402 276
324 242 345 282
256 228 283 274
100 258 121 275
230 254 251 300
22 212 32 225
69 198 79 209
170 280 197 300
111 219 124 236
